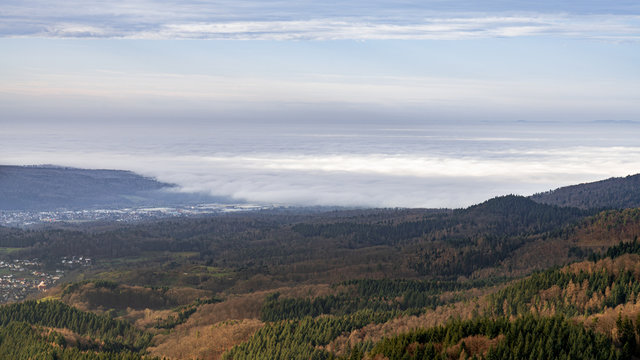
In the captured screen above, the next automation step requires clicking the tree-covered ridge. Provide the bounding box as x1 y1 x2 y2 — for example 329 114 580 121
228 276 525 359
292 195 588 277
0 321 154 360
260 278 505 322
241 241 640 360
359 315 621 360
59 280 213 313
569 208 640 250
260 291 424 323
0 300 152 353
224 310 395 360
344 279 474 298
154 296 222 329
223 314 623 360
487 254 640 318
0 194 594 291
531 173 640 210
294 196 585 244
602 237 640 259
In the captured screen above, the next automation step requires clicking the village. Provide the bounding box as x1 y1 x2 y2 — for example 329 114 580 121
0 203 274 227
0 258 71 303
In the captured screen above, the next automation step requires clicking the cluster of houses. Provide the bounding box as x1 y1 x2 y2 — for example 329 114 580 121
1 204 274 227
0 259 63 303
60 256 92 267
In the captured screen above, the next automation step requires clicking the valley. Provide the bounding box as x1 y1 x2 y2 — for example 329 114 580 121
0 172 640 358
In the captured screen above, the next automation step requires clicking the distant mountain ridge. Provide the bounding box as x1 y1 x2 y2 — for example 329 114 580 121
0 165 224 211
530 173 640 210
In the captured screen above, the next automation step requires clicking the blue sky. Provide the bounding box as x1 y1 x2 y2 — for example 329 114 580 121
2 0 640 125
2 38 639 126
2 1 640 207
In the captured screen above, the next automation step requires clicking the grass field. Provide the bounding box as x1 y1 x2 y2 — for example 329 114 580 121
0 247 23 255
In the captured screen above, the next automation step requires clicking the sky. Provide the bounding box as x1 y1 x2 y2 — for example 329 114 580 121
1 1 640 208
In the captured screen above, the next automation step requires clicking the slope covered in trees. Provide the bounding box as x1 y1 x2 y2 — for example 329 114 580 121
0 300 157 359
224 246 640 360
531 173 640 209
0 300 153 352
0 195 591 289
0 321 154 360
359 315 620 360
216 207 640 360
2 182 640 359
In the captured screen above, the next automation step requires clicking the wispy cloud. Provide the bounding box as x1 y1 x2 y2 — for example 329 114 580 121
143 16 640 41
2 0 639 40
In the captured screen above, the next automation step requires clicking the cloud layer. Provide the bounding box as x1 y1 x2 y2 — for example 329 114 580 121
3 123 640 208
5 146 640 208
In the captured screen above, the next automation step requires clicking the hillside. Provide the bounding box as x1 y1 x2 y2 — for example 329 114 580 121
2 188 640 358
0 299 157 358
0 165 222 211
0 195 591 287
531 173 640 209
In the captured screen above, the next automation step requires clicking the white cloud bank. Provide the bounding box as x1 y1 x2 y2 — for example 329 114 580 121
4 143 640 208
3 119 640 208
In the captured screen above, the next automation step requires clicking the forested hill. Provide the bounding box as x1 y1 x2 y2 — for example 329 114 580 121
2 189 640 358
530 173 640 209
1 195 592 282
0 165 221 210
463 195 586 231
